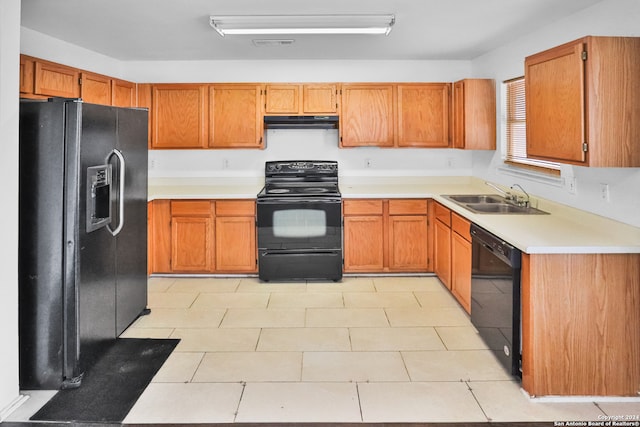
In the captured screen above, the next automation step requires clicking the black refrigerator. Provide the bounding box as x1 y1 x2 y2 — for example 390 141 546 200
18 99 149 390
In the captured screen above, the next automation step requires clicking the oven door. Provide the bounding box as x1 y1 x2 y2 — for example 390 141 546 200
257 197 342 250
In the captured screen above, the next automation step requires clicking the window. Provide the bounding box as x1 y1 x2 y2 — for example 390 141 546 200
505 77 560 174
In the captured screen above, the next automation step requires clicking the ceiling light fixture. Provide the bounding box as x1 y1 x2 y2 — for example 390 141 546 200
209 14 395 37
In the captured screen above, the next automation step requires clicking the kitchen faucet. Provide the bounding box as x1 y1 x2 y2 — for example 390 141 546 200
510 184 530 207
485 182 530 207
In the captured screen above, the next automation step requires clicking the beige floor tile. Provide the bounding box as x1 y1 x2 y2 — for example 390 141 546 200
385 307 472 326
236 382 361 422
166 277 241 293
152 351 204 383
124 382 243 424
119 327 174 339
302 351 409 382
306 308 389 327
359 381 487 422
402 350 512 381
436 326 490 350
470 380 606 422
308 276 375 292
373 276 443 292
132 308 226 328
190 292 269 309
147 277 176 292
221 308 305 328
192 352 302 382
237 278 307 293
344 291 419 308
171 328 260 352
268 292 344 308
257 327 351 351
147 292 198 308
414 290 462 308
350 327 446 351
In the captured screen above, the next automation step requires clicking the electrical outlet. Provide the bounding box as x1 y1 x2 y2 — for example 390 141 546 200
365 159 373 168
446 158 455 168
150 159 156 169
600 183 610 202
222 159 230 169
567 177 577 194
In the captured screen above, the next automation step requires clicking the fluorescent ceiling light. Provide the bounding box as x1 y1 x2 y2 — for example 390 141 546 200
209 14 395 37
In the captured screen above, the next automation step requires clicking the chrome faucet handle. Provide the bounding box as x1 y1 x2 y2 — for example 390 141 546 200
510 184 530 207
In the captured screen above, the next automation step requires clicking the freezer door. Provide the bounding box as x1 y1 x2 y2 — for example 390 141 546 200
113 107 149 335
74 103 119 370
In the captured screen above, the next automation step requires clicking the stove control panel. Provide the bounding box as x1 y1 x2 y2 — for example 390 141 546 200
265 161 338 177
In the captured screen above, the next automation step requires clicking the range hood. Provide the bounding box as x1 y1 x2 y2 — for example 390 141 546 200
264 115 339 130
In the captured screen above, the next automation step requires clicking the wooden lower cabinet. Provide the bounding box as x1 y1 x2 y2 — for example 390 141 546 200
521 253 640 396
450 213 471 313
148 199 257 274
433 202 451 289
343 199 429 273
215 200 257 272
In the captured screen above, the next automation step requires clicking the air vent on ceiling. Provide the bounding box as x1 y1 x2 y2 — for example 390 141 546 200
252 39 296 47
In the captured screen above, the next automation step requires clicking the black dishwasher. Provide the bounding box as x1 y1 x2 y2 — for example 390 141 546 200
470 224 522 379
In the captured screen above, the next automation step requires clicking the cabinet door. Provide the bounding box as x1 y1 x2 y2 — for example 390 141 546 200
215 216 257 272
525 40 586 164
397 83 450 147
340 84 395 147
20 55 35 94
264 84 300 114
434 219 451 289
80 72 112 105
452 79 496 150
34 60 80 98
171 201 214 272
388 215 428 271
303 84 338 114
451 231 471 313
343 216 385 272
148 199 172 274
210 85 263 148
152 84 209 149
112 79 136 107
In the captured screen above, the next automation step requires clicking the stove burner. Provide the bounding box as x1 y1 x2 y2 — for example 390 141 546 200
269 189 290 194
304 187 329 193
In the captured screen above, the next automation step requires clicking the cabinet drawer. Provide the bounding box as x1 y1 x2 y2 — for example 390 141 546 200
388 199 428 215
171 200 212 216
343 199 384 216
215 200 256 216
451 212 471 241
434 202 451 226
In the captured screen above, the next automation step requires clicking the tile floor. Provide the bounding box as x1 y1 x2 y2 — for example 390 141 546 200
10 276 640 424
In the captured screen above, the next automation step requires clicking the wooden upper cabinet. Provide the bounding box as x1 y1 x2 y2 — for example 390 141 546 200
152 84 209 149
452 79 496 150
340 84 395 147
34 59 80 98
264 83 338 115
112 79 136 107
303 84 338 114
209 84 263 149
20 55 35 94
396 83 450 148
80 72 111 105
264 84 300 114
525 36 640 167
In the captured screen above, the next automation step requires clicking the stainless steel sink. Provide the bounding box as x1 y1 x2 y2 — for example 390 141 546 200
442 194 549 215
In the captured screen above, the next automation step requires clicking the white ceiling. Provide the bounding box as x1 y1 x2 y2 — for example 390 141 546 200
20 0 603 61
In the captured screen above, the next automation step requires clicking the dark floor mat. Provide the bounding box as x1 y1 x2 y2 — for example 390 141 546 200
30 338 179 423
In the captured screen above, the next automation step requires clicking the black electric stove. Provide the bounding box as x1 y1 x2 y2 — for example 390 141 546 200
256 161 342 282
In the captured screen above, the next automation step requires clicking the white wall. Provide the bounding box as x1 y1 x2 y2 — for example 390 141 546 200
0 0 22 419
471 0 640 227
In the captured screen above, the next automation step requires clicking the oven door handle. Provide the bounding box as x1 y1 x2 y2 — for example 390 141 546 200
257 197 342 204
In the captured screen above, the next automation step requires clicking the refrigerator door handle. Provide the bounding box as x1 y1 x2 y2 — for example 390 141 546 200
106 148 125 236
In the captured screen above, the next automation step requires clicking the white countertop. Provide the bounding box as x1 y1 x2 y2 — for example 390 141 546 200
148 176 640 255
